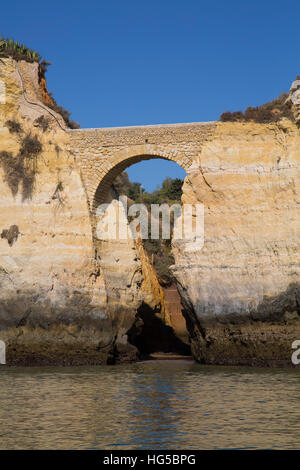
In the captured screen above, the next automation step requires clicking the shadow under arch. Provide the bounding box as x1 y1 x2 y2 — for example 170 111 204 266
92 145 192 213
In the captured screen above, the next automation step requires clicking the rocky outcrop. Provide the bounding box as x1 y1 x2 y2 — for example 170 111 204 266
0 58 171 365
172 119 300 366
289 79 300 126
1 57 299 367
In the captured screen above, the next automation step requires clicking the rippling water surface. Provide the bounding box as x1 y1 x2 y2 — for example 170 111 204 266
0 360 299 449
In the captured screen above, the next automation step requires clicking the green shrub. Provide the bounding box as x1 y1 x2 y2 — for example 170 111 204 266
114 172 184 205
38 60 51 75
113 172 184 286
220 111 244 122
0 37 40 63
220 92 294 124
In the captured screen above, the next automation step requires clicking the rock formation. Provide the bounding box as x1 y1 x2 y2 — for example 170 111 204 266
0 58 176 365
0 57 299 366
289 79 300 126
172 119 300 366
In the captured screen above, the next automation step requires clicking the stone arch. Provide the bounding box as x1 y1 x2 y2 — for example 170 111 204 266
92 143 192 212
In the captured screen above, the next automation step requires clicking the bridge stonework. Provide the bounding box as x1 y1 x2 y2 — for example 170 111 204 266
68 122 216 213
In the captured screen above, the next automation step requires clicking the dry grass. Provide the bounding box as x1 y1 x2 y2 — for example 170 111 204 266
220 92 294 124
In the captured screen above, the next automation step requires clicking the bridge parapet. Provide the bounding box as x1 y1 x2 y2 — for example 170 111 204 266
68 122 216 210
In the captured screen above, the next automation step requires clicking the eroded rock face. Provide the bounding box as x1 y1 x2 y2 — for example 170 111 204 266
93 190 168 362
172 120 300 366
0 59 165 365
1 58 299 366
290 79 300 126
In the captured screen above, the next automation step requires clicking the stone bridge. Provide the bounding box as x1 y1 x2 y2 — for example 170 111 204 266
68 122 216 214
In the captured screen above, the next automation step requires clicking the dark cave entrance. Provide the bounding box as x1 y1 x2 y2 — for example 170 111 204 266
127 301 191 360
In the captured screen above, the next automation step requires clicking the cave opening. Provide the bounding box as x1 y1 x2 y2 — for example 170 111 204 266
118 159 191 359
127 301 190 360
95 156 192 360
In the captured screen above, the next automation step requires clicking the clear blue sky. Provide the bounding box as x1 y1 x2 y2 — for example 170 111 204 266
2 0 299 190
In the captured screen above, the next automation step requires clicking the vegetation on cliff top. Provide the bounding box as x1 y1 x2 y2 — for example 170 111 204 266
220 92 294 124
113 172 183 205
0 37 79 129
0 37 40 62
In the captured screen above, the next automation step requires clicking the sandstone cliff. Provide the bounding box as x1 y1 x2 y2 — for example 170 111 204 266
172 119 300 366
0 58 170 365
1 57 299 367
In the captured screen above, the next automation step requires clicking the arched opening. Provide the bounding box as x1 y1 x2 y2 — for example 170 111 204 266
92 152 192 361
92 146 192 211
